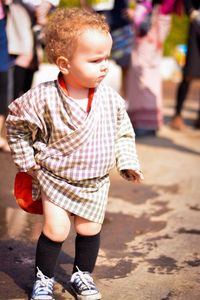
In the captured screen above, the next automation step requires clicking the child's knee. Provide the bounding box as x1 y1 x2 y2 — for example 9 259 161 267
74 216 102 236
43 223 70 241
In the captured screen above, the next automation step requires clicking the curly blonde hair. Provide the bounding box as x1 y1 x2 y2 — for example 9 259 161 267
44 7 110 64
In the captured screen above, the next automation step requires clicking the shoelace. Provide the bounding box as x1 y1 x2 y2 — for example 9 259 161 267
75 267 94 290
34 267 54 295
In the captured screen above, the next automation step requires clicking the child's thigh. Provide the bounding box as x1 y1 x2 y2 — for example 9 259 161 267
74 215 102 236
41 191 71 240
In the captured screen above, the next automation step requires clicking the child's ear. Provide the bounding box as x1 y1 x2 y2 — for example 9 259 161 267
56 56 71 74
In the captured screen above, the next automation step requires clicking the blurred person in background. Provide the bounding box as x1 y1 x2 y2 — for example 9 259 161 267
126 0 183 137
170 0 200 130
102 0 134 98
5 0 59 99
0 0 12 152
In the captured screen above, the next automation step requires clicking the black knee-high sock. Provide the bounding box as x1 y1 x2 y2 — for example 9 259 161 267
35 232 64 278
175 79 190 116
73 232 100 274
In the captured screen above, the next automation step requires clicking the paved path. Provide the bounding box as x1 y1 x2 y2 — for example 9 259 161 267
0 67 200 299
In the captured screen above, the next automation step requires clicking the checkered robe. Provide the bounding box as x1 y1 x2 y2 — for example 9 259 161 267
6 79 140 223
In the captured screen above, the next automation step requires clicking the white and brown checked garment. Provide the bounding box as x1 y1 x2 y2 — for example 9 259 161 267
6 79 141 223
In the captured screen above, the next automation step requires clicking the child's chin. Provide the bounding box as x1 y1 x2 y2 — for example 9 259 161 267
90 83 100 88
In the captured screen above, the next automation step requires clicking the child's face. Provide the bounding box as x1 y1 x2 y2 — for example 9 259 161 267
65 29 112 89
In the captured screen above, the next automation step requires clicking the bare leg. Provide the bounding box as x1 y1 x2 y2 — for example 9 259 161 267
170 78 190 130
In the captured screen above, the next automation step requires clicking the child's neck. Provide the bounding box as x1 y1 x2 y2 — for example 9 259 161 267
66 83 89 100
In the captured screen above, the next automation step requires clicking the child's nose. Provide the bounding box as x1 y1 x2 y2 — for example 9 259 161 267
100 60 108 71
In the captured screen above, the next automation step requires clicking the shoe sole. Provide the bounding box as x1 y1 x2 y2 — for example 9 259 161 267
70 285 102 300
30 297 55 300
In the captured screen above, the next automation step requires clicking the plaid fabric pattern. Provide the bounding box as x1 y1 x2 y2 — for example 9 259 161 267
6 80 140 223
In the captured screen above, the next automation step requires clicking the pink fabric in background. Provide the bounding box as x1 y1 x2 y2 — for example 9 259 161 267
0 1 5 20
160 0 183 15
126 13 172 130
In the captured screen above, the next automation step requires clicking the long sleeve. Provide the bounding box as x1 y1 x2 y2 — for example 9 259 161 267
115 99 141 173
6 90 45 172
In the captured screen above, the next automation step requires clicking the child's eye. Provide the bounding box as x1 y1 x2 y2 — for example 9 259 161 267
91 58 108 63
91 59 101 63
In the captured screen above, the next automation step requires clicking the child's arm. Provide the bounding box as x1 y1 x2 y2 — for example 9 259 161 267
6 117 36 171
6 94 43 172
115 96 143 182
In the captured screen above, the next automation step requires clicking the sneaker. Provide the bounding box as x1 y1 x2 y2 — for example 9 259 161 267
70 267 101 300
31 267 55 300
170 115 185 130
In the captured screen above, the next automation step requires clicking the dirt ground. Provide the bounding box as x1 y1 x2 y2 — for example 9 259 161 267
0 79 200 300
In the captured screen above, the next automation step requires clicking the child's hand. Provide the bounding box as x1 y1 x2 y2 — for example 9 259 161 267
121 169 144 183
26 165 41 179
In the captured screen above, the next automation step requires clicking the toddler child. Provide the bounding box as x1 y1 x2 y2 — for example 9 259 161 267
6 7 143 300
